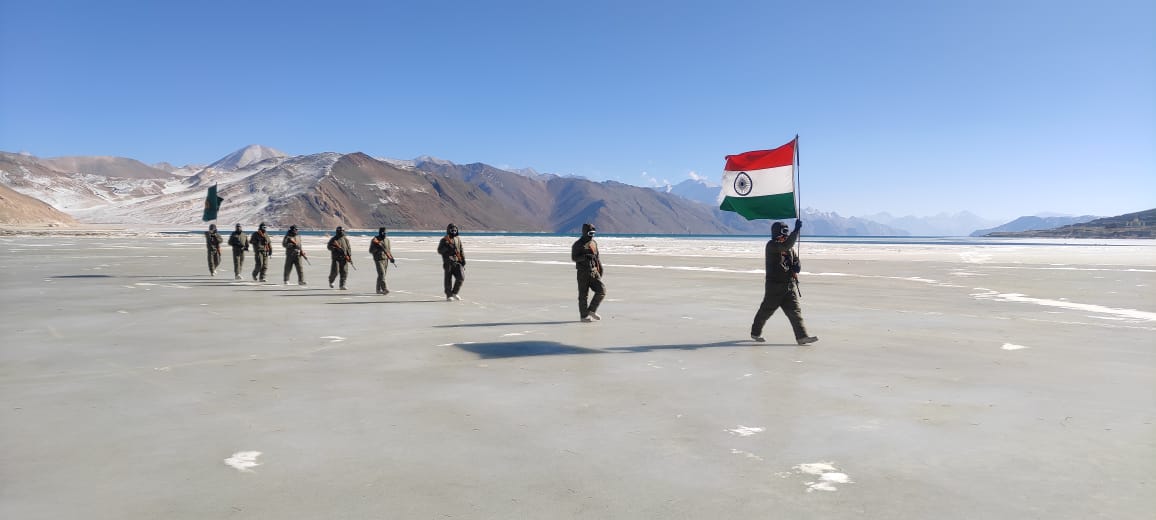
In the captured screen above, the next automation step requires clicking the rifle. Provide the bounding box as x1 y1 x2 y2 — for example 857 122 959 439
333 245 356 270
301 250 311 265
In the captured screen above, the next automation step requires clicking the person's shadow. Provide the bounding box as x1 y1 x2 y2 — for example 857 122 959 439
453 339 785 359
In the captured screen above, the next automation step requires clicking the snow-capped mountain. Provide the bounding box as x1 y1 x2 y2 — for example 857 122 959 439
1 147 762 233
864 211 1004 237
207 144 287 171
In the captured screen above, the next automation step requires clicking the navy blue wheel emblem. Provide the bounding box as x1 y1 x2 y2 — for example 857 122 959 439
734 172 753 196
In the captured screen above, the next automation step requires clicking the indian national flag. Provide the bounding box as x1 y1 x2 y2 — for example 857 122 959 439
719 138 797 220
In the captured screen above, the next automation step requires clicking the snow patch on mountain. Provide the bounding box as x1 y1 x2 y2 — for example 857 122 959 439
208 145 287 171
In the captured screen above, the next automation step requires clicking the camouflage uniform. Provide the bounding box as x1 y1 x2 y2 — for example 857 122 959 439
327 227 352 290
282 227 307 285
751 221 815 344
250 225 272 282
570 223 605 320
227 225 249 280
205 225 223 276
437 224 465 300
370 228 394 294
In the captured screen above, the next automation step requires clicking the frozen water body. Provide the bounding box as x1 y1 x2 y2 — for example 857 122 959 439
0 232 1153 519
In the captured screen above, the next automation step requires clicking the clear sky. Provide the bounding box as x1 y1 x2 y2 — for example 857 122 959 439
1 0 1152 221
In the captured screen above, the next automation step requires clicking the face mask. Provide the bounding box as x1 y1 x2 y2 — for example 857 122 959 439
586 230 596 237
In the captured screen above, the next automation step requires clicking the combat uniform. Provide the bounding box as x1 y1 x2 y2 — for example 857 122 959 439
370 228 394 294
205 225 223 276
327 227 352 290
570 223 605 321
227 226 249 280
751 222 816 345
436 224 465 300
250 226 272 282
283 227 307 285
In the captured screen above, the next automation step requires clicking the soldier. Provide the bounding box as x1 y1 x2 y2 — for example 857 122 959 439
369 227 396 294
282 225 308 285
570 223 605 322
204 224 223 276
436 223 465 301
750 220 818 345
227 224 249 280
250 222 272 282
326 226 352 290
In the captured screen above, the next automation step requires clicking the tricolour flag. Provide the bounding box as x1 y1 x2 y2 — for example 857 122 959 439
202 184 224 222
719 138 797 220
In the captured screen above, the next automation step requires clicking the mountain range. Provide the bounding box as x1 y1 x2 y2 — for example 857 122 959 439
970 215 1100 237
985 209 1155 238
0 147 765 234
0 145 1131 237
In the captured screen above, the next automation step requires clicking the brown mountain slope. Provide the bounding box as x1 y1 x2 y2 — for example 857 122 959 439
988 208 1155 238
548 179 737 234
0 184 77 226
41 156 177 180
266 153 545 230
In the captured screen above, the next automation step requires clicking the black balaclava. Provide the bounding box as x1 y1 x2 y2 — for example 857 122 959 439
235 224 243 232
259 222 267 232
335 226 344 237
447 223 458 237
580 223 596 242
209 224 217 232
288 225 298 236
378 227 387 238
771 221 788 238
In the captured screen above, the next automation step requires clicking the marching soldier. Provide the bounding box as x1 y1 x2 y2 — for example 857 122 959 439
370 227 396 294
750 220 818 345
250 222 272 282
437 223 465 300
227 224 249 280
326 226 352 290
205 224 223 276
570 223 605 322
282 225 308 285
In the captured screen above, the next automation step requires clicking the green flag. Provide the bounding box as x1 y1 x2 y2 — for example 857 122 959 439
202 184 224 221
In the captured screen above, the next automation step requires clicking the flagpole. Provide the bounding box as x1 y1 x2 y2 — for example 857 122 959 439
794 135 801 257
794 134 800 220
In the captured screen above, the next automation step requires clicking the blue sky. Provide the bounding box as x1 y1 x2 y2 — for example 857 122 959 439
1 0 1152 221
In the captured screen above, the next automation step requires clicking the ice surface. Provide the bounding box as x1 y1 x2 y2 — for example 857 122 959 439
0 235 1152 518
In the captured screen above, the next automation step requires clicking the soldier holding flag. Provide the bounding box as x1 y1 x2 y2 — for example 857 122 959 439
204 224 223 276
720 138 818 345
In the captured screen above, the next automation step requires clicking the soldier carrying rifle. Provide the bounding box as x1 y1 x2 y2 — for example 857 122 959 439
327 226 352 290
282 225 308 286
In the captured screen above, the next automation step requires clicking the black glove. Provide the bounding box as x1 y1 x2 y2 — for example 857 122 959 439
390 258 396 265
795 219 803 230
460 260 466 266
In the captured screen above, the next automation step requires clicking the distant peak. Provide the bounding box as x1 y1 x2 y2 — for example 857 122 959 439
209 145 288 171
414 155 456 167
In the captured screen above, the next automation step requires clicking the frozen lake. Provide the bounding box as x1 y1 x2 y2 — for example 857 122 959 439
1 232 1153 519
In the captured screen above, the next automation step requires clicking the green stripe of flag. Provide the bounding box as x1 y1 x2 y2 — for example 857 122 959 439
719 193 796 221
